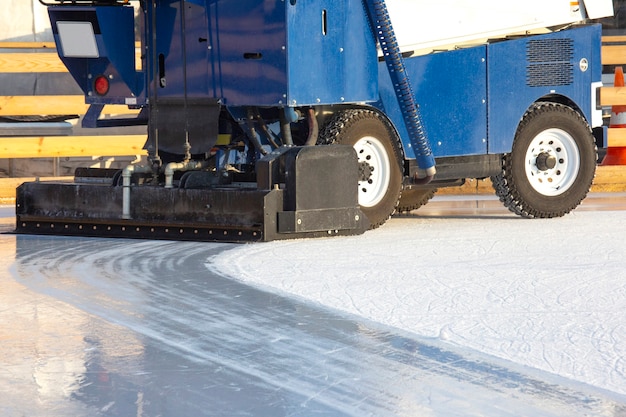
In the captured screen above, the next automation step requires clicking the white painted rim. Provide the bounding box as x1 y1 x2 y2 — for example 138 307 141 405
524 128 580 196
354 136 391 208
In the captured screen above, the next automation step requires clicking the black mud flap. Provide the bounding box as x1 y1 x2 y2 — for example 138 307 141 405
15 145 369 242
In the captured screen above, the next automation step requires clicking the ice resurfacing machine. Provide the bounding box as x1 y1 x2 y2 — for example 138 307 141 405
18 0 613 241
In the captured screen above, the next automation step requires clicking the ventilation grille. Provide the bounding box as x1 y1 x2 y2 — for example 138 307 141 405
526 38 574 87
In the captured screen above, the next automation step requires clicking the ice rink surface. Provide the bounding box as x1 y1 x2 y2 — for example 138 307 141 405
1 194 626 416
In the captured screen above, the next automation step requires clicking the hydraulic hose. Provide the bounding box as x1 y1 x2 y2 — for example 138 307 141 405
304 108 319 146
246 109 269 155
363 0 436 181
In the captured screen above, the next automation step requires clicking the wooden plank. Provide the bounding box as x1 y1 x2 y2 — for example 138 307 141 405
0 42 57 49
602 45 626 66
0 134 146 158
599 86 626 107
0 96 140 116
608 127 626 147
591 166 626 192
0 95 86 115
0 52 66 73
0 177 72 203
602 36 626 44
0 51 142 73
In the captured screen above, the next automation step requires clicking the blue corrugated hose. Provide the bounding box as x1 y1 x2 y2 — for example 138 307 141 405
363 0 436 179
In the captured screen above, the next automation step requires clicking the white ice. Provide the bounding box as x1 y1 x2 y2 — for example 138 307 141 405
210 194 626 397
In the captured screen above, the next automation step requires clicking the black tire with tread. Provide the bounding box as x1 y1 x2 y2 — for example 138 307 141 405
491 102 596 218
397 188 437 213
318 109 404 228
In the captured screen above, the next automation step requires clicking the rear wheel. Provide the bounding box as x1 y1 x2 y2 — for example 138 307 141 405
491 102 596 218
319 109 404 228
397 188 437 213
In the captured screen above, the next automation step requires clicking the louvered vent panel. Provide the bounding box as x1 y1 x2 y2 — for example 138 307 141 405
526 38 574 87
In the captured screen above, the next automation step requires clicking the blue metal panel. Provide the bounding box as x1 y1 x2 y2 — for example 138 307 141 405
210 0 288 105
210 0 377 106
285 0 378 106
377 46 488 158
146 0 211 99
487 25 602 154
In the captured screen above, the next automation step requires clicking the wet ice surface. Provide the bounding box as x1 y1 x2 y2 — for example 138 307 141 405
1 194 626 416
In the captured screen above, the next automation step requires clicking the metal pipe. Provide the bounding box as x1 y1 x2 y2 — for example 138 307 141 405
284 106 299 123
122 164 153 219
280 107 298 146
164 160 208 188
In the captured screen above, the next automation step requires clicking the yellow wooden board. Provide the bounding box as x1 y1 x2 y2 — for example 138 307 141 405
0 177 72 202
0 42 57 49
0 52 67 73
599 86 626 107
603 36 626 43
608 127 626 147
0 135 146 158
0 95 140 116
601 45 626 66
0 51 141 73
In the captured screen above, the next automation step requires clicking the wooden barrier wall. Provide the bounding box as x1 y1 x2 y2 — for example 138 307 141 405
0 42 146 157
0 42 146 202
601 36 626 151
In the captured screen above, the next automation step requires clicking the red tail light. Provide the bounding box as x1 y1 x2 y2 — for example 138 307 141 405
94 75 110 96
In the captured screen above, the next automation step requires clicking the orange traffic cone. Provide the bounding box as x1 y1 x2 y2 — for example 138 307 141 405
602 66 626 165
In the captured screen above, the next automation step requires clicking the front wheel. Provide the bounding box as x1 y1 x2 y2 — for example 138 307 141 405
491 102 597 218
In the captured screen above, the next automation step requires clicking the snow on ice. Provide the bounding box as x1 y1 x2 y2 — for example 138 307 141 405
209 194 626 397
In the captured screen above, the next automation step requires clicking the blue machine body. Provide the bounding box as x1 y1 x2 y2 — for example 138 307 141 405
486 25 603 154
48 1 604 161
21 0 606 242
377 46 489 158
214 0 378 106
136 0 377 106
377 24 603 158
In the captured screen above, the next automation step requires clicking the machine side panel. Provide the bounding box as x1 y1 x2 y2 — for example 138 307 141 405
286 0 378 106
377 46 488 158
147 0 211 98
211 0 377 106
487 25 602 154
211 0 288 106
